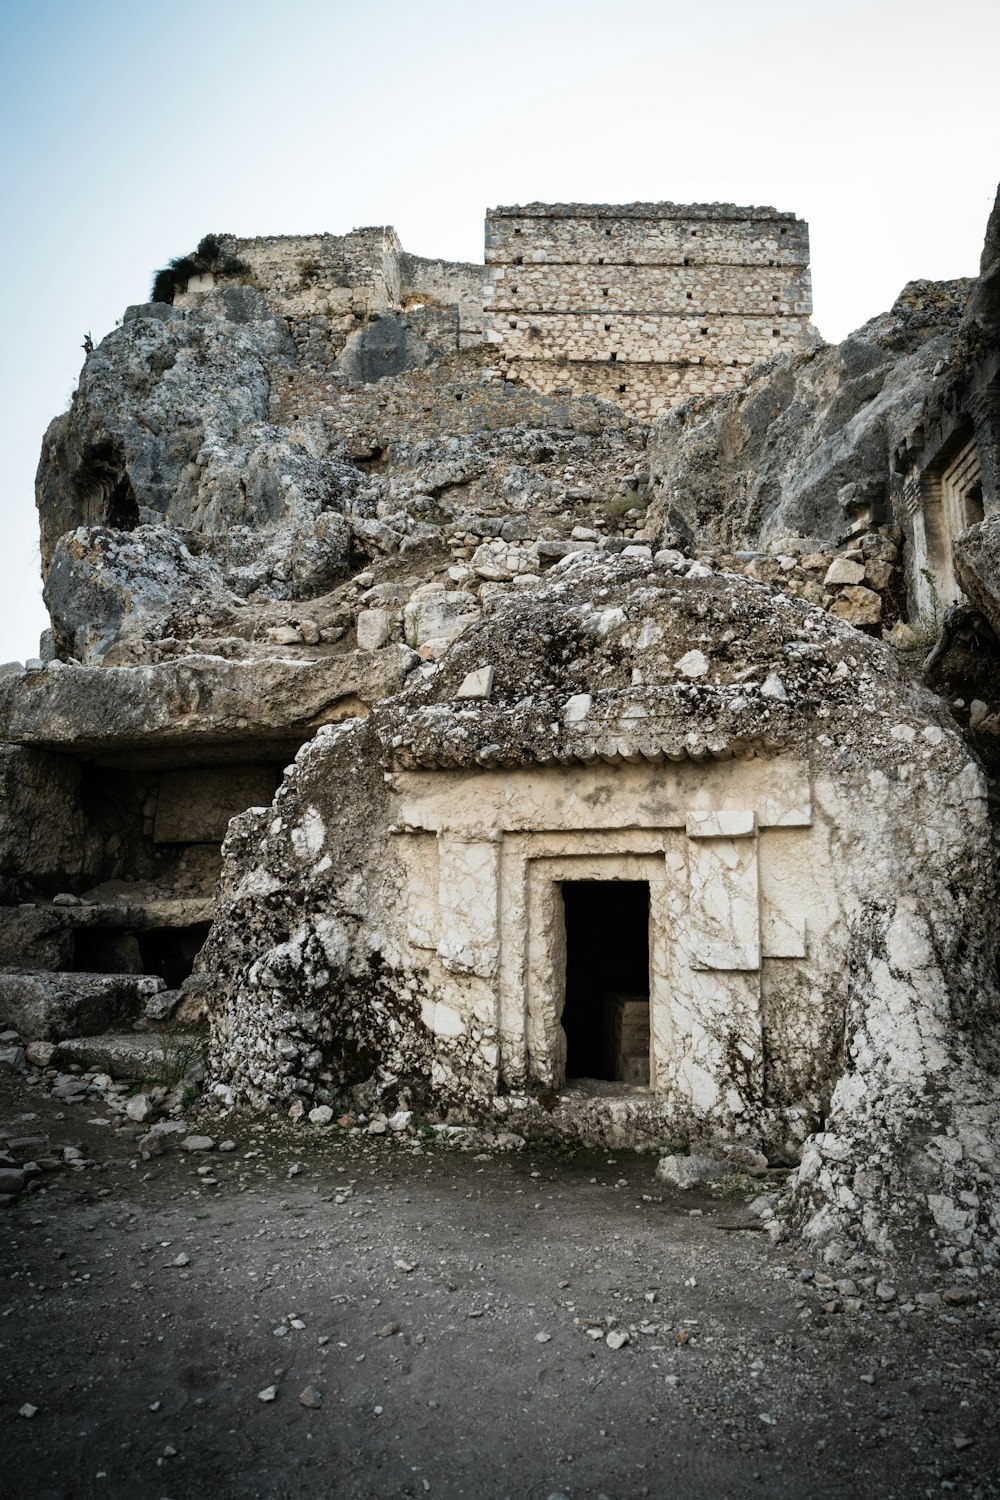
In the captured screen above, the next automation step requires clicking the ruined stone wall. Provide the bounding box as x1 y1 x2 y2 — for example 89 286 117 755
169 229 407 381
398 253 484 349
220 229 402 317
485 203 814 419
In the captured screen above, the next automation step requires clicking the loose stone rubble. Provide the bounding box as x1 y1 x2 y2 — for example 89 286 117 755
1 191 999 1274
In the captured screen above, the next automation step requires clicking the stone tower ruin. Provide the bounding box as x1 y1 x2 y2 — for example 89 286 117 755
484 202 814 419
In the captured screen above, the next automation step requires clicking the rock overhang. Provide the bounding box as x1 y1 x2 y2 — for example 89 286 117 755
0 650 408 766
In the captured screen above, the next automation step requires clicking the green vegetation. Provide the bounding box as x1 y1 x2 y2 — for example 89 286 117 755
297 255 322 287
151 233 248 305
904 567 944 647
145 1026 204 1090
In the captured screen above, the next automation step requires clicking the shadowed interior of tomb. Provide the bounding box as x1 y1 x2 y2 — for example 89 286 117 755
73 922 212 988
561 880 650 1085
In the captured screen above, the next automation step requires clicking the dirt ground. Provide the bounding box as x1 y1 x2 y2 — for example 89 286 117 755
2 1074 999 1500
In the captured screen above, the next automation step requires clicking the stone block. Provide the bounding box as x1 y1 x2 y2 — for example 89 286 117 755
403 591 479 649
655 1154 737 1188
686 809 755 839
0 972 165 1041
455 666 494 700
55 1032 202 1081
828 586 882 626
824 557 866 587
356 608 397 651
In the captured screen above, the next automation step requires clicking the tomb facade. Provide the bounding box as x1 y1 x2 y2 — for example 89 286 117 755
205 559 1000 1260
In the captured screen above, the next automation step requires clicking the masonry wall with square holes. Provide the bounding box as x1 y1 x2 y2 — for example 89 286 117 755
484 202 814 420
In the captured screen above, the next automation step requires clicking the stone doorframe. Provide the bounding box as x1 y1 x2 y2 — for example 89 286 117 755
518 846 669 1091
390 758 813 1125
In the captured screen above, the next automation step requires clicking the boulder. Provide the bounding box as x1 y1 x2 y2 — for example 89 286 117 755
0 972 165 1042
403 591 479 649
655 1154 737 1188
954 518 1000 638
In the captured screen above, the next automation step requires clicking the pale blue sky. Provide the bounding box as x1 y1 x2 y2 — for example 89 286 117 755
1 0 997 661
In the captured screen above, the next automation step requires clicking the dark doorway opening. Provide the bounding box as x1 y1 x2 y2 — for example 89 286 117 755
137 924 212 989
561 880 650 1084
72 922 211 989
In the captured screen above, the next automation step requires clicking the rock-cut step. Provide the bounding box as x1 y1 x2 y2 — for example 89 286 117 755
54 1032 203 1083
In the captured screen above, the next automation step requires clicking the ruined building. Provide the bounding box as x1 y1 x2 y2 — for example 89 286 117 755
484 202 814 418
2 192 1000 1268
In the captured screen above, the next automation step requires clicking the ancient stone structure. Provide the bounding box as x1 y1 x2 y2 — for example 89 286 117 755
2 187 999 1270
171 229 484 399
484 203 814 419
169 207 815 423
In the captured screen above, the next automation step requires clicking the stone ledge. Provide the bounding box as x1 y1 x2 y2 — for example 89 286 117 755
0 651 407 764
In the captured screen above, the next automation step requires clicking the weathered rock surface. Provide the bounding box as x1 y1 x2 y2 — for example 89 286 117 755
0 652 407 760
954 518 1000 636
655 1154 737 1188
646 280 972 552
0 747 100 897
0 971 165 1041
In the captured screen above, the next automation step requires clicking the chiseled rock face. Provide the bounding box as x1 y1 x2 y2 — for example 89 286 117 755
646 279 972 552
0 746 100 897
203 558 1000 1264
